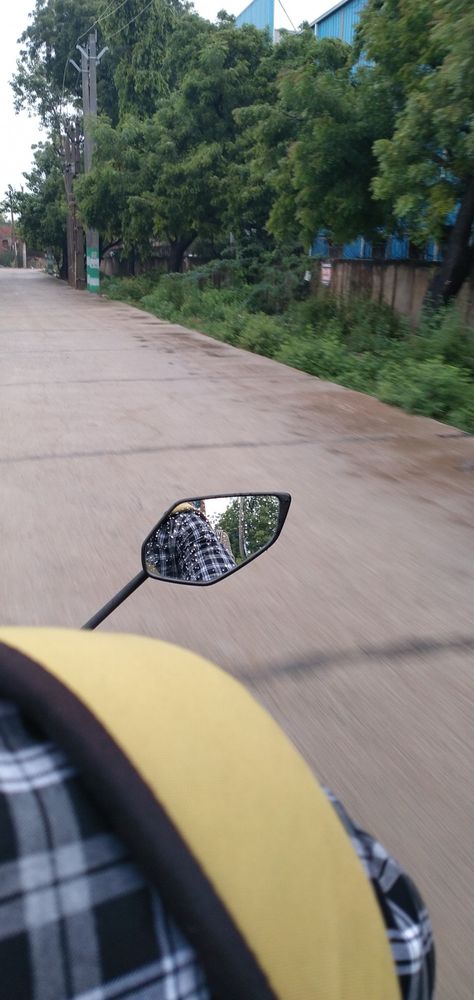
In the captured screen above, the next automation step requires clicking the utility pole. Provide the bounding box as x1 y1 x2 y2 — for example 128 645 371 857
62 121 86 289
62 124 85 289
72 122 86 288
7 185 17 267
63 132 75 283
73 32 107 294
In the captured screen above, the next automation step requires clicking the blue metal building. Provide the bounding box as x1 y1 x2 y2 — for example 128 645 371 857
312 0 366 44
236 0 274 34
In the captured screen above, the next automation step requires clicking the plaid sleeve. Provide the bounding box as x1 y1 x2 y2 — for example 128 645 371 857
0 693 436 1000
0 699 210 1000
175 513 237 582
325 788 435 1000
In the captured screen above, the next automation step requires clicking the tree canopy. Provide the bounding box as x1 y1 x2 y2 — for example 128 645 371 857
75 17 274 270
10 0 474 303
12 0 103 129
213 495 280 562
359 0 474 303
248 32 395 246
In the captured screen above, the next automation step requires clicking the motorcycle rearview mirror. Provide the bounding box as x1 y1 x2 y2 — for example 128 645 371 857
82 493 291 630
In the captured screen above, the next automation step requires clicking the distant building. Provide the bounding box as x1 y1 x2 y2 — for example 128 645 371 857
311 0 366 44
0 224 12 252
234 0 297 39
234 0 364 42
235 0 274 37
0 224 27 267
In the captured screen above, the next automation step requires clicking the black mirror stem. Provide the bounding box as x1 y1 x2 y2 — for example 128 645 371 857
82 570 148 630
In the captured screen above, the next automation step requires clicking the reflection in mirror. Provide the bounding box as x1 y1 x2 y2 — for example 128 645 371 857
143 494 283 585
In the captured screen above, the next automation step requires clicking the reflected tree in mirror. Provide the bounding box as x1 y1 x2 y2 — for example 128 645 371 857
210 494 280 564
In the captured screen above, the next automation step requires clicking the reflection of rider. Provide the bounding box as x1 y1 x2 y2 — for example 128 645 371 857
0 629 435 1000
146 502 236 582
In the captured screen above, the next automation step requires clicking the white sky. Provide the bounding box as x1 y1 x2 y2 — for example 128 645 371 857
0 0 330 200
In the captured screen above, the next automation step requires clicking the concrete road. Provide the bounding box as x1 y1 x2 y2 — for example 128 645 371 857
1 269 473 998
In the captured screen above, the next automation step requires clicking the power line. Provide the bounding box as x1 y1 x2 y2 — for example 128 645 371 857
60 0 178 114
60 0 130 117
76 0 131 45
276 0 297 32
106 0 157 41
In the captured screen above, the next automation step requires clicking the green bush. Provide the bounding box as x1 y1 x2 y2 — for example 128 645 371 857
277 328 349 380
414 306 474 374
103 273 159 302
239 314 284 358
377 356 474 423
342 353 384 393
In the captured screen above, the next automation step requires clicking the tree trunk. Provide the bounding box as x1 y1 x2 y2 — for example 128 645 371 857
59 234 68 281
168 235 196 273
426 175 474 309
126 248 136 276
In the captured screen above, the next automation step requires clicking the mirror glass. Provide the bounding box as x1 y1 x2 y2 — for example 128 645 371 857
143 494 283 584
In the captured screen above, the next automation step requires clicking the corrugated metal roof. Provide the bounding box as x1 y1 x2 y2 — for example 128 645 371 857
309 0 353 28
235 0 274 32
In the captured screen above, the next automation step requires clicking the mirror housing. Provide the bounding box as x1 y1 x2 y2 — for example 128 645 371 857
142 492 291 586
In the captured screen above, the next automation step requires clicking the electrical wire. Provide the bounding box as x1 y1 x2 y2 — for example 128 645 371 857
276 0 297 32
60 0 133 118
59 0 176 123
105 0 157 41
60 50 77 123
76 0 131 45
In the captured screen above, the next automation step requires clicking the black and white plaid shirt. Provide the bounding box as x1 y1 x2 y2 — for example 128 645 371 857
146 511 236 583
0 699 434 999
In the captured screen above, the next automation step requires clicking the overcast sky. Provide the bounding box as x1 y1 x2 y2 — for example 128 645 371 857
0 0 330 200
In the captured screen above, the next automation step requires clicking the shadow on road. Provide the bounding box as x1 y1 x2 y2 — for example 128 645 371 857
241 633 474 685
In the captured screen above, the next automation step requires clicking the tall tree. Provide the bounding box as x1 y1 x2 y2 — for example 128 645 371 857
213 495 280 562
249 31 395 248
100 0 186 118
76 18 273 271
359 0 474 305
11 0 119 130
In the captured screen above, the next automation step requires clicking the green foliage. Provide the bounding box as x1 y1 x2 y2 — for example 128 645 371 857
213 495 281 562
101 0 186 118
415 306 474 375
75 19 273 269
241 248 308 313
11 142 67 267
358 0 474 240
377 357 473 426
103 273 160 302
276 327 349 379
11 0 118 129
240 29 397 247
13 0 474 309
238 314 284 357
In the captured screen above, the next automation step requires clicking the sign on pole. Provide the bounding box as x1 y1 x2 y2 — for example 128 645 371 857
86 236 100 293
320 261 332 286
